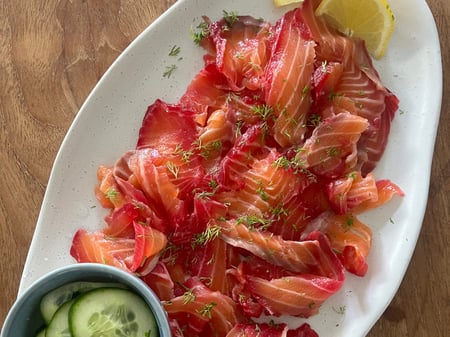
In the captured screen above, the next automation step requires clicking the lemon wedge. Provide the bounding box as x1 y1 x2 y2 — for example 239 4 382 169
273 0 303 7
315 0 395 59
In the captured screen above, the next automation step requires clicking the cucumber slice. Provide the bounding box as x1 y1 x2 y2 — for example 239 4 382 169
69 288 158 337
45 299 74 337
40 281 125 323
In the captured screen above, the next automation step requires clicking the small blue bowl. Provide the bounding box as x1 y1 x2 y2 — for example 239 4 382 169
1 263 171 337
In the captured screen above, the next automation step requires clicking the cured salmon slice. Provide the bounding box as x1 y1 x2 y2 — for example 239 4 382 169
205 15 272 91
94 165 125 209
268 182 329 241
357 93 400 175
302 212 372 276
326 171 378 214
220 220 341 278
331 40 399 175
264 8 316 147
246 273 342 317
295 112 369 178
141 261 175 301
127 150 183 218
312 61 344 103
164 277 241 337
131 221 167 275
213 124 267 189
70 229 135 272
190 237 230 294
352 179 404 214
136 99 198 153
197 108 236 162
179 64 231 126
229 232 344 318
127 148 206 219
102 202 140 238
71 224 167 276
214 149 310 219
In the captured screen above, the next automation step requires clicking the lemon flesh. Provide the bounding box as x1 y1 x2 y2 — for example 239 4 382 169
315 0 395 59
273 0 304 7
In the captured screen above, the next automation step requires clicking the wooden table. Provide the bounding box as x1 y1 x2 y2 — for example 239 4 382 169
1 1 448 335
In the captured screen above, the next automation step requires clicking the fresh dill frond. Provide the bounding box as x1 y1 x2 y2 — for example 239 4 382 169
191 21 209 44
169 45 181 57
163 64 177 78
222 10 238 27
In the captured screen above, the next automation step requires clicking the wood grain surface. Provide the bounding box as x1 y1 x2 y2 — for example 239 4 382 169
1 0 448 335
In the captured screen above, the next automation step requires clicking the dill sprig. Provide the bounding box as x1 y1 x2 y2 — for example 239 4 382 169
192 224 222 247
191 21 209 44
198 140 222 159
169 45 181 57
237 215 272 231
222 10 238 27
252 104 274 134
256 180 269 202
163 64 177 78
105 187 119 201
182 289 196 304
272 156 291 170
166 161 179 179
174 144 194 163
332 305 346 315
197 302 217 319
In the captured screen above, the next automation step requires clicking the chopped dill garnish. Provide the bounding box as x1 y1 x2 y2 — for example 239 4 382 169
302 85 310 98
163 64 177 78
197 302 217 319
223 10 238 27
344 216 354 232
326 147 340 157
235 120 244 138
191 21 209 44
169 45 181 57
307 113 321 127
182 289 196 304
328 91 343 101
256 180 269 202
272 156 291 170
174 144 194 163
199 140 222 159
252 104 274 134
197 190 216 199
271 203 288 219
208 179 218 189
332 305 346 315
237 215 272 231
165 161 179 179
252 104 273 121
105 187 119 201
193 224 222 247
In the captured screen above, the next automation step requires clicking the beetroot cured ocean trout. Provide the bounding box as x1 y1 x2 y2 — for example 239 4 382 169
70 1 403 336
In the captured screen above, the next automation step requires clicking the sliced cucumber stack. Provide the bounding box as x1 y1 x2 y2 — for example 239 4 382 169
69 288 158 337
37 281 159 337
46 300 74 337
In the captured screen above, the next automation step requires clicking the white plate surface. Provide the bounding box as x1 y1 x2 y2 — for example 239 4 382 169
19 0 442 336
